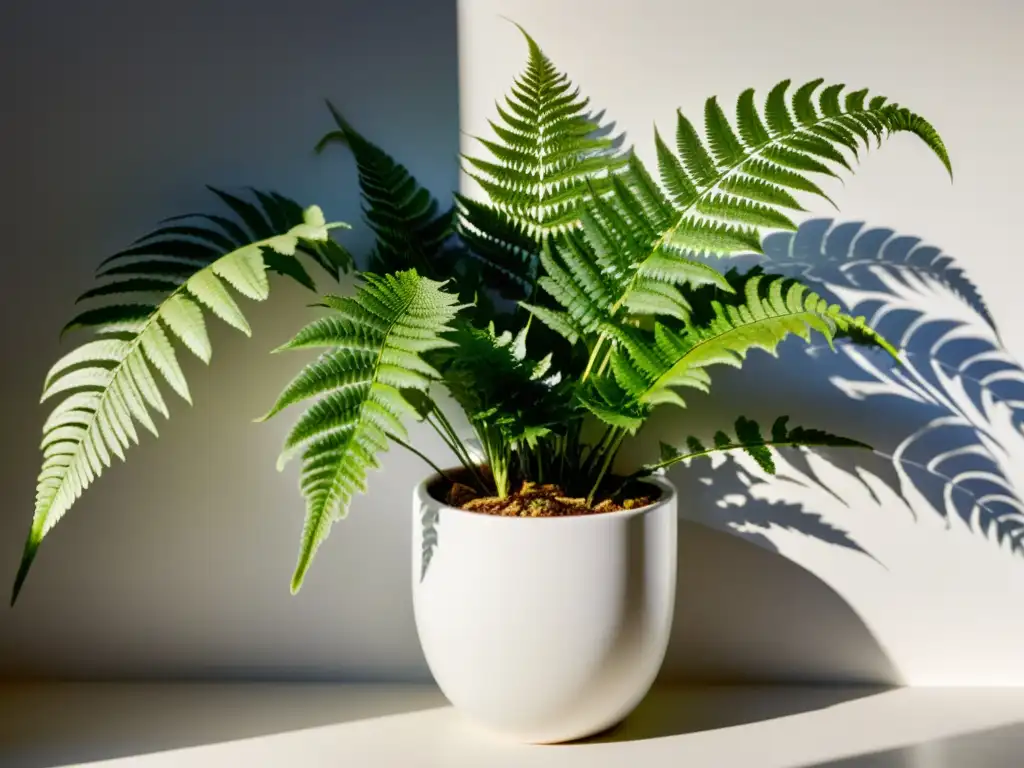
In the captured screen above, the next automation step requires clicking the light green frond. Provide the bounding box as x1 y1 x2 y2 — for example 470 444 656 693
263 270 461 593
12 199 343 606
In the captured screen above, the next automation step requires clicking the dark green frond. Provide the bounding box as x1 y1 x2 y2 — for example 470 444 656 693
434 322 570 448
645 415 871 476
317 103 457 278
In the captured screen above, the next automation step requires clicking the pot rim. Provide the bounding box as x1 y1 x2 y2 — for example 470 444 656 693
414 468 676 522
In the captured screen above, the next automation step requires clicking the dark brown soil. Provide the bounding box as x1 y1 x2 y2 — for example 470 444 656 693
430 469 659 517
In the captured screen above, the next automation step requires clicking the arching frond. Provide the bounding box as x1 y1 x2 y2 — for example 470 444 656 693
12 204 343 605
618 79 949 262
154 187 354 287
579 274 897 427
649 415 870 476
260 270 462 592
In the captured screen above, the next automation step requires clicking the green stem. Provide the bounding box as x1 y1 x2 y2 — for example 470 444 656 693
581 336 606 383
425 410 488 493
581 424 615 477
387 433 455 485
586 428 626 506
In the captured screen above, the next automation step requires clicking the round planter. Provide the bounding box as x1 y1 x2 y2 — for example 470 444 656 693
412 471 677 743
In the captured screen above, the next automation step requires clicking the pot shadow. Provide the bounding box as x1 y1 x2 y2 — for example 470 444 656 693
660 517 900 686
580 683 890 744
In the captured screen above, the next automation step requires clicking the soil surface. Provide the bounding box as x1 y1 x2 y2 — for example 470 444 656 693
432 472 659 517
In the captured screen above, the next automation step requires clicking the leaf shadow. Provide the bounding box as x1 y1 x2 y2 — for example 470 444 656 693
674 217 1024 560
420 502 439 582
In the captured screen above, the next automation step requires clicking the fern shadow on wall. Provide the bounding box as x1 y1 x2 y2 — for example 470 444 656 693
661 218 1024 684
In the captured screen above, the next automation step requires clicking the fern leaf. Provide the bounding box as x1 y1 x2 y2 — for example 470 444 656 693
186 272 251 334
598 78 950 274
317 103 457 279
675 110 718 186
462 24 626 242
588 273 897 425
159 295 212 363
647 415 870 475
11 204 342 605
260 270 461 593
736 88 771 147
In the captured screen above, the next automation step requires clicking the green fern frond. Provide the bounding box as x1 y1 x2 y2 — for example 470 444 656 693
155 188 354 287
317 103 457 280
613 79 949 262
647 415 871 475
455 195 537 300
259 270 461 593
581 273 895 427
433 322 569 448
12 204 342 605
525 192 735 344
458 24 627 299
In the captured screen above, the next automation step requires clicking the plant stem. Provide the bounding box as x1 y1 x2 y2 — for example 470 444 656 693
581 424 614 477
586 428 626 506
424 409 488 493
580 336 606 383
387 433 455 485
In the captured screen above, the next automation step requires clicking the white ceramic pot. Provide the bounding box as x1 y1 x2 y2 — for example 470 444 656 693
412 472 677 743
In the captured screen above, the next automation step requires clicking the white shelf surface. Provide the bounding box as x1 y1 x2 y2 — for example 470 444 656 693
2 683 1024 767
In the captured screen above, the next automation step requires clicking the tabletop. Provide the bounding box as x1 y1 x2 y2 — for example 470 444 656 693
2 682 1023 767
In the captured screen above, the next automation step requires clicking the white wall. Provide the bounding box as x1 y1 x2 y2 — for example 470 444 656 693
3 0 1022 686
459 0 1024 684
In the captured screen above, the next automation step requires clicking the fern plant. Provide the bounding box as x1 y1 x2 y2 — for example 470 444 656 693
12 24 952 602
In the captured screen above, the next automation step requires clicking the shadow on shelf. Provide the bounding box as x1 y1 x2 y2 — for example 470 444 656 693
0 682 448 768
799 720 1024 767
581 684 890 743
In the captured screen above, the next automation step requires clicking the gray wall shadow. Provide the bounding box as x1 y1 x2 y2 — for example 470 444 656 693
0 0 463 682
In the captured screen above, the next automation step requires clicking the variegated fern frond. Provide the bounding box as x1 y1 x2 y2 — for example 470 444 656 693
258 270 462 592
12 203 345 604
